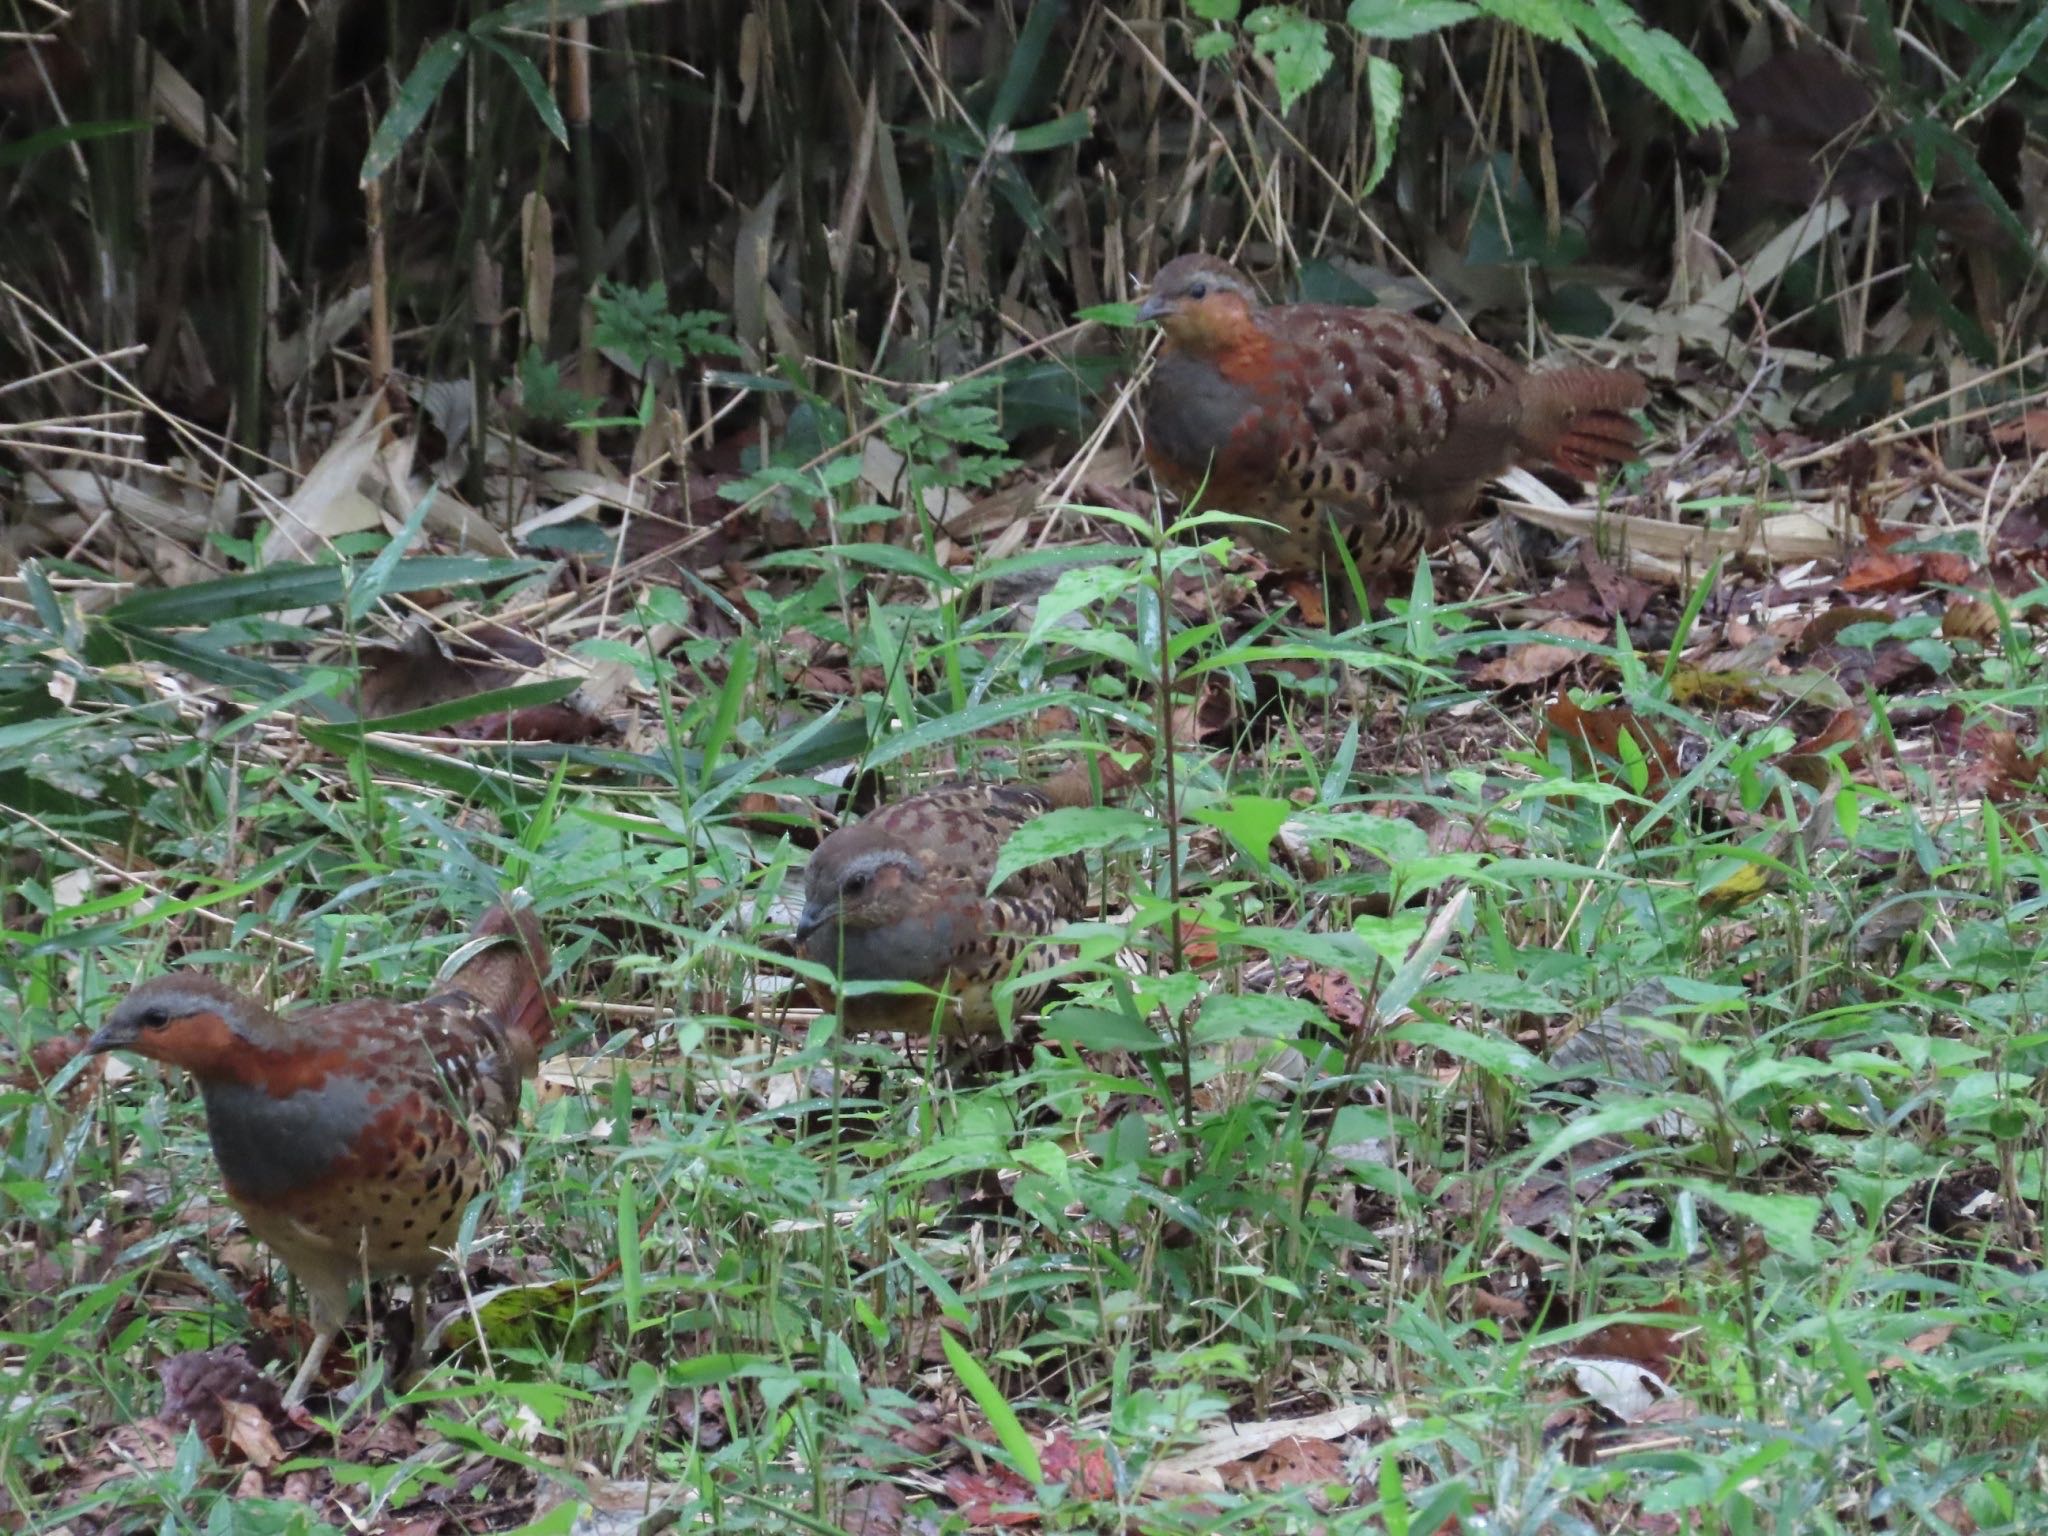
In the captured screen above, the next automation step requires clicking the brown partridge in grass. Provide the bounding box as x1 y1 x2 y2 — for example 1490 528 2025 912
794 758 1140 1036
1138 253 1647 601
87 905 554 1407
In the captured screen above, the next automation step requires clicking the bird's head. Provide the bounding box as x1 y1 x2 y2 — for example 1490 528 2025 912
795 842 927 950
1136 254 1264 348
87 974 272 1077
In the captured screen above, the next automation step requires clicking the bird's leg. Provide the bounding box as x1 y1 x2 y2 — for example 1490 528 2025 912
405 1282 432 1387
281 1275 350 1409
280 1328 333 1410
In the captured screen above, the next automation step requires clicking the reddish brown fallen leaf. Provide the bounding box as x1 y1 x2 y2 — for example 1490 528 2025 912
1474 619 1609 690
1181 923 1222 970
1982 732 2046 804
219 1397 284 1469
1282 576 1328 628
1168 679 1236 746
838 1479 906 1536
1467 1287 1532 1324
1776 707 1866 788
942 1465 1038 1527
1576 1300 1695 1381
1839 550 1924 595
1540 696 1678 804
1941 597 2000 646
1987 408 2048 455
796 665 854 694
1842 511 1976 594
1798 606 1893 651
1877 1322 1955 1372
1225 1433 1344 1495
1298 969 1365 1032
1038 1431 1116 1498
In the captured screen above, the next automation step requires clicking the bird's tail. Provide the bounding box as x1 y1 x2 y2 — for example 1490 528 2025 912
1041 746 1152 809
447 904 555 1075
1515 367 1649 482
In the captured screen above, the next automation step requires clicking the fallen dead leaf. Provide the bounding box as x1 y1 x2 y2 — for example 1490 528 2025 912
220 1397 284 1469
1223 1432 1345 1497
1474 618 1610 689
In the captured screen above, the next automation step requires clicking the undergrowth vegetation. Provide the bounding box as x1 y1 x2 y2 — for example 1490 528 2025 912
5 1 2048 1533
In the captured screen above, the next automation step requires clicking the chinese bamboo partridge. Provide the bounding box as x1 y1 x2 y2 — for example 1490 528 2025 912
794 759 1138 1036
1138 253 1647 601
86 904 555 1407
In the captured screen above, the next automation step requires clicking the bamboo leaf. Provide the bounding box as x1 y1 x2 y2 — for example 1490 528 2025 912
104 557 542 628
345 485 440 625
477 35 569 148
361 33 468 185
940 1332 1044 1486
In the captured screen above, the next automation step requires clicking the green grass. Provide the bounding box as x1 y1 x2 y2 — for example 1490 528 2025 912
8 511 2048 1534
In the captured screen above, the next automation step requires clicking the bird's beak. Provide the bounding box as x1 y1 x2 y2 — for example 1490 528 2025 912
793 903 833 946
85 1017 134 1055
1135 293 1171 323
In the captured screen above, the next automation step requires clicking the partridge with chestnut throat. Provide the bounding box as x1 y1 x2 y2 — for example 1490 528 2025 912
794 756 1140 1037
87 904 555 1407
1138 253 1646 599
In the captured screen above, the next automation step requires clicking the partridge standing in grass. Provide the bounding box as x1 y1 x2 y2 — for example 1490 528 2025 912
794 758 1139 1036
87 904 555 1407
1138 253 1647 600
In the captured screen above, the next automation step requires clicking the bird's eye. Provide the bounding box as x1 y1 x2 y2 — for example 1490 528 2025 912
843 872 869 897
1187 280 1209 300
139 1006 170 1030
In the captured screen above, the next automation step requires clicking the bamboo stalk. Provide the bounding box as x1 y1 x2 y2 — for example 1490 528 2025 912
233 0 271 472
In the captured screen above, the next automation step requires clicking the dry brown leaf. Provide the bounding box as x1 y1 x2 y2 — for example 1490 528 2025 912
219 1397 284 1469
1540 695 1679 805
1474 618 1609 689
1224 1433 1345 1494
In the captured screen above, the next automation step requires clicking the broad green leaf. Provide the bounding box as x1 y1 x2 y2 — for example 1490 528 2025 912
1196 991 1328 1045
1579 0 1734 128
1387 1018 1549 1080
478 35 568 148
859 692 1106 771
1673 1181 1824 1266
345 484 439 624
1472 0 1587 51
0 119 148 172
1190 795 1293 871
1347 0 1476 38
1027 561 1150 644
989 0 1064 130
1039 1005 1171 1053
1077 300 1142 327
1963 2 2048 115
996 111 1095 154
1190 0 1242 19
0 716 92 755
299 723 529 808
361 33 468 185
892 1237 970 1323
99 624 344 714
1361 55 1403 195
1245 6 1333 111
756 542 956 588
473 0 648 31
1289 809 1427 863
988 806 1160 892
105 557 542 627
941 1332 1044 1486
697 636 757 788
